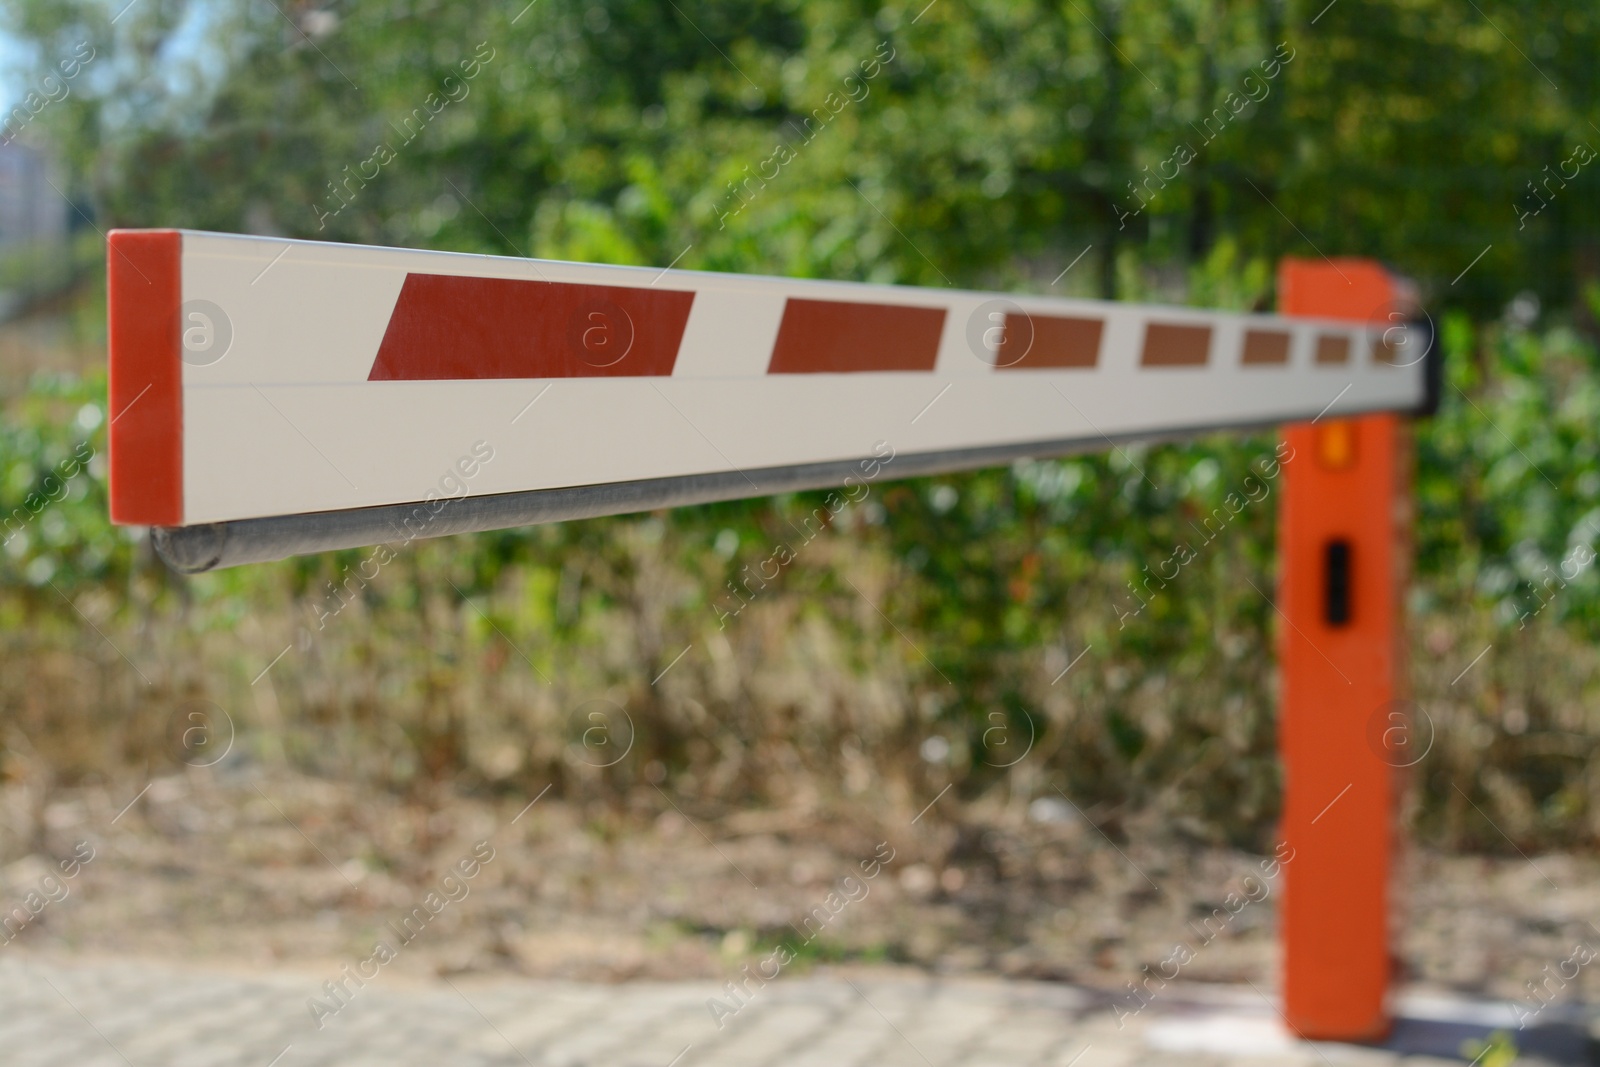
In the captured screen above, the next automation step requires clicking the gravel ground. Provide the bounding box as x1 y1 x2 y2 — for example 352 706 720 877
3 762 1598 1026
1 954 1593 1066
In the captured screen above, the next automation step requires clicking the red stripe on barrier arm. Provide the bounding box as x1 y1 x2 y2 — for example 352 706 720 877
994 314 1103 369
107 229 183 526
1139 322 1212 366
368 274 695 380
1315 334 1353 364
1242 329 1291 365
767 298 945 373
1277 257 1405 1041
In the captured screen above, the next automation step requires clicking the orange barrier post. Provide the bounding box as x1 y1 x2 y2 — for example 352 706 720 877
1277 259 1407 1040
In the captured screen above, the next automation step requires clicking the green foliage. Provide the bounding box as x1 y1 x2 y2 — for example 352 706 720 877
0 369 119 588
2 0 1600 849
5 311 1600 848
5 0 1599 307
1461 1030 1518 1067
1418 312 1600 635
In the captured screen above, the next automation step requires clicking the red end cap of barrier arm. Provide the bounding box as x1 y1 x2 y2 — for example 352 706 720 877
107 229 184 527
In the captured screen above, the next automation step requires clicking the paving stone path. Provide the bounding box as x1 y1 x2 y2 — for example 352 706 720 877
0 957 1589 1066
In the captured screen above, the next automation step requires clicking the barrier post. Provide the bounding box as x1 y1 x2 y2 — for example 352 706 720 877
1277 258 1407 1040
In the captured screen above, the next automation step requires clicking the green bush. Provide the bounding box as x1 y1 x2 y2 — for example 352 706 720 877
3 291 1598 852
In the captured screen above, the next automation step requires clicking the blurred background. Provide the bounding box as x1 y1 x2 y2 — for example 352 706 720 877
2 0 1600 1026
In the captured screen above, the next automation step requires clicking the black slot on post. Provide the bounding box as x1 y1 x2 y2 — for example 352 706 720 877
1324 539 1352 626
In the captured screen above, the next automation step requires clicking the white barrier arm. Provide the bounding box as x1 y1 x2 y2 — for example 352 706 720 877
105 230 1431 571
